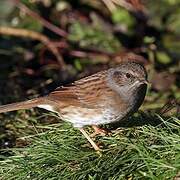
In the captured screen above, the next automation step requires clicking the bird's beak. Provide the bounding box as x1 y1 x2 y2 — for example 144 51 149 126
139 79 149 85
144 80 149 84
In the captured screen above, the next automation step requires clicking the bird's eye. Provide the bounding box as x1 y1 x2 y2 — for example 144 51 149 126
125 73 131 78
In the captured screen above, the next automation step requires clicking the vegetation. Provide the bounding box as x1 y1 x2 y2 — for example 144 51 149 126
0 0 179 179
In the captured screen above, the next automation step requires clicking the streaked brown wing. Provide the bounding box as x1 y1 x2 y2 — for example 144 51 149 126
48 70 108 108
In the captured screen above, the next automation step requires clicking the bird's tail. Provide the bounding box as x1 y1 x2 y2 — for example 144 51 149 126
0 97 45 113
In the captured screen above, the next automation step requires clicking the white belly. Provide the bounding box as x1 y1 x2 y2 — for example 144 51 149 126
37 104 123 128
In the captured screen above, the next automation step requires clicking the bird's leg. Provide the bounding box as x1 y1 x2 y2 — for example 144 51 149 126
90 125 108 137
79 128 100 151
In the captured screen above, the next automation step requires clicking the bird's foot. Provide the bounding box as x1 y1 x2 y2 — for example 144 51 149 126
90 125 109 137
79 128 101 151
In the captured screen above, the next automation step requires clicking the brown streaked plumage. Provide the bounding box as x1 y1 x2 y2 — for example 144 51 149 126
0 61 148 151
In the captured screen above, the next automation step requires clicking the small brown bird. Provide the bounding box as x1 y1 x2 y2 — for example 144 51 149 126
0 62 148 150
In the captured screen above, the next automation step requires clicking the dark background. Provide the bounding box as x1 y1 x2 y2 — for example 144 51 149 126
0 0 179 152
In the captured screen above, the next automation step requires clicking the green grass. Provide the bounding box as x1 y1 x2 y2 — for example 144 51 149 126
0 0 179 179
0 114 179 180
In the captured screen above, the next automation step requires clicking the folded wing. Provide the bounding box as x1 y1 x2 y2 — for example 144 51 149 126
48 70 109 109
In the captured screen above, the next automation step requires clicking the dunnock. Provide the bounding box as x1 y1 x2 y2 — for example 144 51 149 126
0 62 148 150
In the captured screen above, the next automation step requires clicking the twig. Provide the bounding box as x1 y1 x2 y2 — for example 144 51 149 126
13 0 68 38
103 0 146 13
111 0 135 11
159 99 180 116
102 0 117 13
50 42 147 65
0 26 66 68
